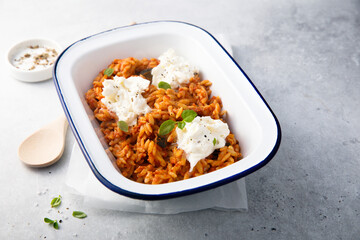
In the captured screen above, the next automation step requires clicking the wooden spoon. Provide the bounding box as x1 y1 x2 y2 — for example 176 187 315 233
18 115 68 167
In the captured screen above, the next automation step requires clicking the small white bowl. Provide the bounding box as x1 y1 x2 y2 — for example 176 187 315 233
54 21 281 200
7 38 61 82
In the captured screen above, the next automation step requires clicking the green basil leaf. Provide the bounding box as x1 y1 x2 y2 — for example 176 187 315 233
44 218 54 224
104 68 114 76
158 81 171 90
50 195 61 208
213 138 217 146
117 121 128 132
53 221 59 230
72 211 87 219
159 120 176 136
177 121 186 130
182 110 197 122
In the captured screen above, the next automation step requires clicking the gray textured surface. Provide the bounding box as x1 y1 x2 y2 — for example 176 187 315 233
0 0 359 239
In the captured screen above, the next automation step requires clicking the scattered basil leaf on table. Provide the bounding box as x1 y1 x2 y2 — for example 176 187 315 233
117 121 129 132
104 68 114 76
53 221 59 230
51 195 62 208
44 218 55 224
44 218 59 230
73 211 87 219
158 81 171 90
159 120 176 136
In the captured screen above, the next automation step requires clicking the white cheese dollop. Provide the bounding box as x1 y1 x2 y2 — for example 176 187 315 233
151 49 199 89
176 116 230 171
101 76 151 126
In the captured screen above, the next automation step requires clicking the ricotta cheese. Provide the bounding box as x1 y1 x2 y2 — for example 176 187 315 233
176 116 230 171
151 49 199 89
101 76 151 126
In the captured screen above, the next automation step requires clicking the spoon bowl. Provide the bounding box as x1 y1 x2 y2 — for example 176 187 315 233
18 115 68 167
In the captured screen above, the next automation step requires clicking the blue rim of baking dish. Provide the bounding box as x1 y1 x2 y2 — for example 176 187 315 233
53 20 281 200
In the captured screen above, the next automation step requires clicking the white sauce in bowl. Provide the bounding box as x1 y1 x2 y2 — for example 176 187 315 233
11 45 58 71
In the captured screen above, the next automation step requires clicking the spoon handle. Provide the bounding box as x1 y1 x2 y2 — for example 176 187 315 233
59 114 69 134
43 114 68 133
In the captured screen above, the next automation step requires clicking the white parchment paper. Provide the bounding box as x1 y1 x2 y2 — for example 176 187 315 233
65 143 248 214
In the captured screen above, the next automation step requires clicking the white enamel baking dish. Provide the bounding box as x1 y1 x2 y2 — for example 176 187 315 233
53 21 281 200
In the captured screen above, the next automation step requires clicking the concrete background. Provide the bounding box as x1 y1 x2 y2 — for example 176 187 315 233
0 0 359 239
